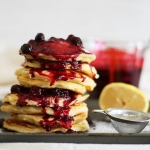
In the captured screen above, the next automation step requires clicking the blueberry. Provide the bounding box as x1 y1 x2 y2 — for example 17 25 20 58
51 88 69 97
46 126 51 131
35 33 45 42
20 43 32 54
72 37 83 47
16 100 27 107
29 86 42 96
11 84 22 93
66 34 83 47
66 34 74 41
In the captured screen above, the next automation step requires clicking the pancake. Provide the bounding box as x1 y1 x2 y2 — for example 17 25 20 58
10 112 87 127
2 93 89 107
22 60 99 79
19 35 96 63
15 68 96 91
1 103 88 116
17 76 87 94
3 119 89 133
22 53 95 64
0 34 93 133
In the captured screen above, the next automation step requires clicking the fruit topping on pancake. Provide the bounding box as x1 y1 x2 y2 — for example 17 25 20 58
10 85 79 107
19 33 96 63
1 33 98 133
16 68 96 86
22 59 98 79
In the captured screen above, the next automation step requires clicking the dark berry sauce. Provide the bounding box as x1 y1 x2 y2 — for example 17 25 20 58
52 106 70 116
29 69 86 86
39 114 74 131
11 85 77 108
24 59 96 78
20 34 90 61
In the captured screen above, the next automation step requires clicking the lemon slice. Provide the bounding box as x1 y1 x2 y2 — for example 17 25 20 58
99 82 149 112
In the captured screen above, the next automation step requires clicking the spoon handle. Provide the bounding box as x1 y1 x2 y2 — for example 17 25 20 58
92 109 107 116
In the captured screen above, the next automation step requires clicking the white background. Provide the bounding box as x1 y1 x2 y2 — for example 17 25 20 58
0 0 150 98
0 1 150 149
1 0 150 46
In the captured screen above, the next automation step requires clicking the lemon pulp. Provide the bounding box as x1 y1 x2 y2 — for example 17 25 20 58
99 82 149 112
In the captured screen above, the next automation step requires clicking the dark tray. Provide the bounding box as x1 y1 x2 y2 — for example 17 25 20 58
0 99 150 144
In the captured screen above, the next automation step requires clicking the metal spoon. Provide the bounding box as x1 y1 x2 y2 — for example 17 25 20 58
93 108 150 134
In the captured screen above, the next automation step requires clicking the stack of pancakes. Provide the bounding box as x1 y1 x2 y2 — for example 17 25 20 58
1 33 98 133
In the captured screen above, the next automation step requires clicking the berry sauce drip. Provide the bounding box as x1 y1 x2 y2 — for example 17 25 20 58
20 34 90 61
26 59 83 70
11 85 77 108
29 69 86 86
39 115 74 131
52 106 70 116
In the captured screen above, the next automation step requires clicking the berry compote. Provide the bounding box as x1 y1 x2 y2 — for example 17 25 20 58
11 85 78 108
29 69 86 86
39 114 74 131
90 47 144 99
25 59 83 70
20 34 90 61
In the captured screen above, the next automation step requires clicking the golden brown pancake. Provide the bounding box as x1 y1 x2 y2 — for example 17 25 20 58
2 93 89 107
1 103 88 116
22 52 96 63
22 60 99 79
17 76 87 94
10 112 87 126
15 68 96 92
20 50 96 64
3 119 89 133
1 34 93 133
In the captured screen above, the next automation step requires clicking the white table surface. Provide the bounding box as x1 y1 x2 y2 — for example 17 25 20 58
0 143 149 150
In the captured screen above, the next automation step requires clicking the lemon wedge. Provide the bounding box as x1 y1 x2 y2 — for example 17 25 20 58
99 82 149 112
